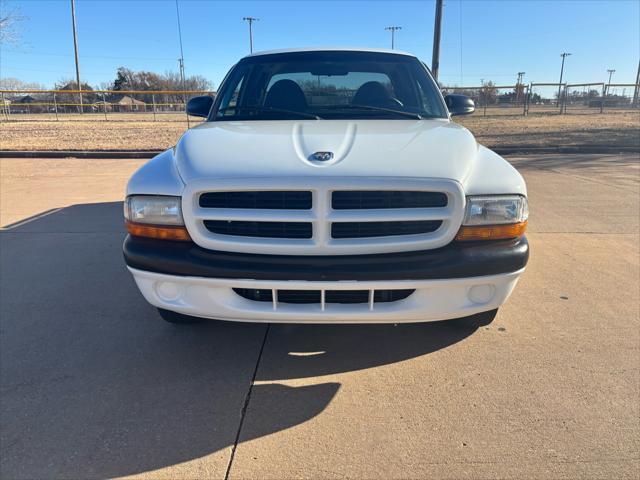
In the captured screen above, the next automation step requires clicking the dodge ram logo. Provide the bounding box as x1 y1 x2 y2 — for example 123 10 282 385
309 151 334 162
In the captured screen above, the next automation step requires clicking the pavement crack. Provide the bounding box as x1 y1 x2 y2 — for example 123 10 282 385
224 323 271 480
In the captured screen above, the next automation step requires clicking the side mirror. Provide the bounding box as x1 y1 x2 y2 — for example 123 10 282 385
444 94 475 116
186 95 214 118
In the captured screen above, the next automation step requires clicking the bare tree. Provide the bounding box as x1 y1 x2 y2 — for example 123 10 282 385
0 77 45 90
0 0 26 46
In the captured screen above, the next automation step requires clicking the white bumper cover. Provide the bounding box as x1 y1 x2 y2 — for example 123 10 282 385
128 267 524 324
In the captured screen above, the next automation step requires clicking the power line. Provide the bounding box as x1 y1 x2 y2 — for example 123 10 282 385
384 26 401 50
243 17 259 53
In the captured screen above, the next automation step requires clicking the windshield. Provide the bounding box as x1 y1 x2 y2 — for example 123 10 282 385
211 51 448 121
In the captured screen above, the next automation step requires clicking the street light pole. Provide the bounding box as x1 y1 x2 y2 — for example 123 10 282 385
431 0 443 82
70 0 82 113
557 52 571 106
243 17 259 53
385 26 401 50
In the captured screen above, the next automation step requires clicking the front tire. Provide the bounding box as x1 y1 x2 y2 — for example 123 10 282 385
157 308 205 324
451 308 498 329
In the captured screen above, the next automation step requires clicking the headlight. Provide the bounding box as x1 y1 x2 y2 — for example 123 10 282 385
124 195 190 241
456 195 528 241
463 195 528 225
124 195 184 225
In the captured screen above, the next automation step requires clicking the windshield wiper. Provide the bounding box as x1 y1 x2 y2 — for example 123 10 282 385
333 104 424 120
219 106 322 120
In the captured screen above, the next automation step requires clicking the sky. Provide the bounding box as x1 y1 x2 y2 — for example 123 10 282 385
1 0 639 90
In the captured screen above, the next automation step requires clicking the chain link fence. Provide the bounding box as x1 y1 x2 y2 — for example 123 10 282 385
0 83 637 122
443 82 638 117
0 89 215 122
442 84 528 116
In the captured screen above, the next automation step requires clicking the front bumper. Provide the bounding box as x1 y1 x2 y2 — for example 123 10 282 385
123 235 528 281
124 236 528 323
128 267 524 324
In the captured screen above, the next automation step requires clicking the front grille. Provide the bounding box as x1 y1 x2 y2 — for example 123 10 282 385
233 288 415 304
331 220 442 239
200 191 312 210
332 191 448 209
184 178 464 255
204 220 312 239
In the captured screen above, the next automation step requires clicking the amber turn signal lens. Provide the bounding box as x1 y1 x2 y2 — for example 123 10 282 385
455 221 527 241
126 220 191 241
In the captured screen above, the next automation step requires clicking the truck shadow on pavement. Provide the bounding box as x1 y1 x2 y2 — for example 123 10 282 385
1 202 476 478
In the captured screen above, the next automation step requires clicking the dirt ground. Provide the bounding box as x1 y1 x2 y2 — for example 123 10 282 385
1 111 638 151
1 154 639 479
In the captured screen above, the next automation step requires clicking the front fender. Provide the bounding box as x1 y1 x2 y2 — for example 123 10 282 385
126 149 185 197
462 145 527 196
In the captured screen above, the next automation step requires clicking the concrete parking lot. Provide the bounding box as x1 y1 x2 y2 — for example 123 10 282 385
1 153 638 479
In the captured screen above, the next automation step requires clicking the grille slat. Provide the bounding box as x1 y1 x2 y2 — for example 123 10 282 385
331 220 442 239
332 191 448 210
204 220 312 239
200 191 312 210
233 288 415 304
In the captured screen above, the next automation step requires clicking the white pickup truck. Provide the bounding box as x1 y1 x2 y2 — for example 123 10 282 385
123 47 529 327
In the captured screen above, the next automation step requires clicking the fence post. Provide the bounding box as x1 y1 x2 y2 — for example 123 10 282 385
1 92 8 120
102 92 108 120
185 94 190 128
152 94 157 122
601 84 605 114
523 85 528 116
53 93 59 121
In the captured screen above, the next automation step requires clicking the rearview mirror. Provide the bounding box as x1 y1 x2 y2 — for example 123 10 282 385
186 95 214 118
444 94 475 116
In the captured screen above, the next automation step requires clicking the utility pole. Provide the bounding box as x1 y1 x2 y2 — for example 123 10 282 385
557 52 571 107
243 17 259 53
633 60 640 107
431 0 443 82
385 26 402 50
70 0 82 113
175 0 189 126
605 69 615 98
516 72 525 104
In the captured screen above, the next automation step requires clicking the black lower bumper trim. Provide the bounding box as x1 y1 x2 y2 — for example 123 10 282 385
123 235 529 281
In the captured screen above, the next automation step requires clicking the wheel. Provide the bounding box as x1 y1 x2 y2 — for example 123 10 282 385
451 308 498 329
157 308 205 324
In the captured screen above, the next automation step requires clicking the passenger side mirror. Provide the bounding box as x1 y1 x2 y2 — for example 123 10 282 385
444 94 475 116
186 95 215 118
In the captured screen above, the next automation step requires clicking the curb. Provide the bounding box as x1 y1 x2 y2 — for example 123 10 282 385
492 145 639 155
0 150 161 159
1 146 638 159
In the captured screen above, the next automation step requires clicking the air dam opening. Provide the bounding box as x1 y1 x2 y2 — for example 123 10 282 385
233 288 415 304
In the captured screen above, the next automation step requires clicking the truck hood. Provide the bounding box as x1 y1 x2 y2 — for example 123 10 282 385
174 119 478 184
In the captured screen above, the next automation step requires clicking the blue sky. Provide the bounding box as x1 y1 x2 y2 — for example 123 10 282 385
1 0 639 89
